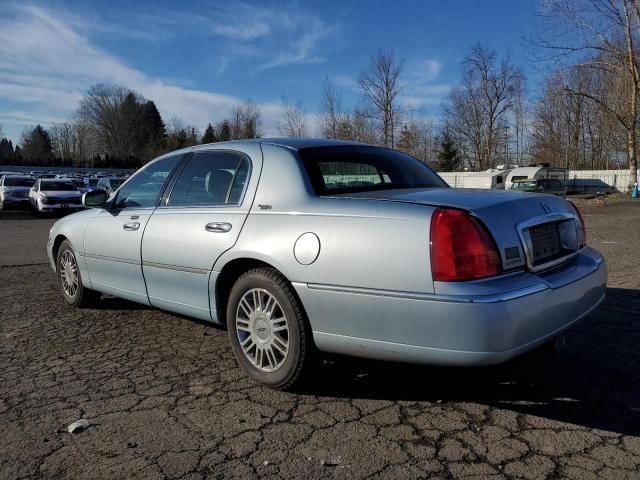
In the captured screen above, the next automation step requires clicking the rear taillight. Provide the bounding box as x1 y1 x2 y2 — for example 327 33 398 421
568 202 586 247
430 208 502 282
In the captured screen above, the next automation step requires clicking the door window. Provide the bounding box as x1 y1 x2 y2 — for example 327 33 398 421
168 151 250 206
114 155 182 209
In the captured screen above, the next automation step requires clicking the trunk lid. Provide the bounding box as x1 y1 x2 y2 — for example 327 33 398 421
334 188 579 272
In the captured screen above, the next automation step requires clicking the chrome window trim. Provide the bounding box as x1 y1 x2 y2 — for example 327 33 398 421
516 212 580 273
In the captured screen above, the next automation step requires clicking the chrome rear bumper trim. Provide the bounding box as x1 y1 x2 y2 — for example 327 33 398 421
304 282 549 304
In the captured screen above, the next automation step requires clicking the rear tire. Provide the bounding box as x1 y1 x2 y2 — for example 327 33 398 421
56 240 100 308
226 267 313 390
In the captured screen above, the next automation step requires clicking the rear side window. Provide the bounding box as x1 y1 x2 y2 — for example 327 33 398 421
168 151 250 206
299 146 447 195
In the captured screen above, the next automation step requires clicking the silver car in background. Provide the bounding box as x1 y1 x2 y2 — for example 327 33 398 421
0 175 35 210
47 139 607 390
30 179 83 214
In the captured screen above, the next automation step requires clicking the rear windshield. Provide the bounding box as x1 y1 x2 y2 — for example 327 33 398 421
4 177 35 187
299 146 447 195
41 181 77 191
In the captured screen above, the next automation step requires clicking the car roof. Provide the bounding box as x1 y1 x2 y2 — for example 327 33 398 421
192 137 369 153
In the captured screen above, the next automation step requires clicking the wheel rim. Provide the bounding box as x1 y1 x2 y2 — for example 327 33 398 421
60 250 79 298
235 288 290 373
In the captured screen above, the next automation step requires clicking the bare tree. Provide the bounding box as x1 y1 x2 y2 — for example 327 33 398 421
444 44 524 170
358 49 403 147
318 77 347 139
78 84 145 163
532 0 640 185
278 97 308 137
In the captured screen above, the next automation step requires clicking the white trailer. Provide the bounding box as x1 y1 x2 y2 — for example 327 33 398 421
460 169 511 189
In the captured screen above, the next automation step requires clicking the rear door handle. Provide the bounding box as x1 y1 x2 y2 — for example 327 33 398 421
205 222 232 233
123 222 140 231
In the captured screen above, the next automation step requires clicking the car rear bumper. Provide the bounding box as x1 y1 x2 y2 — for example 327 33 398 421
294 247 607 366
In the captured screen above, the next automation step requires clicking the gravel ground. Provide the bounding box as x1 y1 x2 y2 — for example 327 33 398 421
1 202 639 480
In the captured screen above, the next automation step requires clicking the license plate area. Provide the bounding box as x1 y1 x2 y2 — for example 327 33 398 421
517 213 580 272
529 222 562 265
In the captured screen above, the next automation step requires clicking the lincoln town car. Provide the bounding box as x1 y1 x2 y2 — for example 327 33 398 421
47 139 607 389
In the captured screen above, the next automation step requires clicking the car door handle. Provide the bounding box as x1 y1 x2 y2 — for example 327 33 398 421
123 222 140 231
205 222 232 233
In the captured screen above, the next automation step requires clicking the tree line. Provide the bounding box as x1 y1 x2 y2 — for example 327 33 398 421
0 0 637 185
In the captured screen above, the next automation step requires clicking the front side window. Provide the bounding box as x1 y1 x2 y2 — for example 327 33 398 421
168 151 249 206
299 146 447 196
114 155 182 209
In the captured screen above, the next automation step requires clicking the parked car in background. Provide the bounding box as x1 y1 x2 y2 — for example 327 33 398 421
0 175 35 210
97 176 125 195
30 179 83 214
505 166 568 194
46 139 607 390
510 178 566 196
83 177 100 191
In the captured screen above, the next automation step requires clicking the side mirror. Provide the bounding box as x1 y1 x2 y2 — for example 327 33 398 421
83 189 108 208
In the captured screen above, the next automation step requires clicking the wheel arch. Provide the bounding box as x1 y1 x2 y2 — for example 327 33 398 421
52 234 70 263
214 257 310 332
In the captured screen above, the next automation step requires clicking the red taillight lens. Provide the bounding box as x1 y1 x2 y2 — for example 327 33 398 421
430 208 502 282
569 202 586 246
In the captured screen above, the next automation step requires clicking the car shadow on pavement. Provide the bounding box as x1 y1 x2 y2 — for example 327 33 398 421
302 287 640 436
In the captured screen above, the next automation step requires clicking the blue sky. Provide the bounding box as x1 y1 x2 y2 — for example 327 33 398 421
0 0 539 143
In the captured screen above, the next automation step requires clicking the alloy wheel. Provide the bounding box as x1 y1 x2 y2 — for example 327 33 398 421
235 288 290 372
60 250 79 298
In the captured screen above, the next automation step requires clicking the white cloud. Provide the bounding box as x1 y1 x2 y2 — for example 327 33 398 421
401 58 451 109
0 4 295 142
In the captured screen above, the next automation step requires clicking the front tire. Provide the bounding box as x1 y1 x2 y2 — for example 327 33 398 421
226 267 312 390
56 240 100 307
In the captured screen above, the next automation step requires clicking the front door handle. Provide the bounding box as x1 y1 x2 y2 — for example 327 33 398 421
205 222 232 233
123 222 140 231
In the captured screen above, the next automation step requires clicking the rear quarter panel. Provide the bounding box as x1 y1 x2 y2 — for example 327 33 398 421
214 144 436 294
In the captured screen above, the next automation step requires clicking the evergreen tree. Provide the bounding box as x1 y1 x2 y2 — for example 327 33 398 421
14 145 23 165
20 125 53 166
202 123 218 144
437 129 461 171
218 120 231 141
141 101 166 144
0 138 14 164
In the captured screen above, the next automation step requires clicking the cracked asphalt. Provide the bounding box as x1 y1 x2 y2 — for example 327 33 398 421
1 201 639 480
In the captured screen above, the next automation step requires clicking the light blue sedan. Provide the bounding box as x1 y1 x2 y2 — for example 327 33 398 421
47 139 607 389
